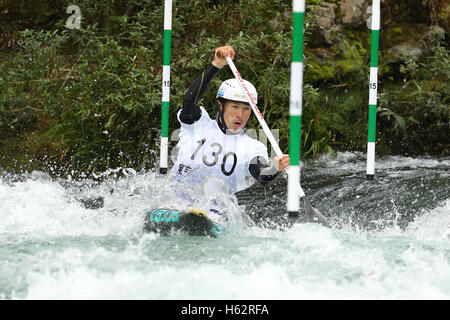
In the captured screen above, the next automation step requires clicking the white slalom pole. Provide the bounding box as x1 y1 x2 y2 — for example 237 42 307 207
226 56 330 227
226 57 303 195
366 0 380 180
159 0 172 174
288 0 305 218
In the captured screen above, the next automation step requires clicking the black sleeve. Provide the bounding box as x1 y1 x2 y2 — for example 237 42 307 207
179 63 220 124
248 156 280 185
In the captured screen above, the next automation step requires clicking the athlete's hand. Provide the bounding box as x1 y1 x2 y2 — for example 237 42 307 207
212 46 235 69
274 154 290 172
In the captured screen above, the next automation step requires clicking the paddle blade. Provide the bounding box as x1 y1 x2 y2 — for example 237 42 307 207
301 196 331 228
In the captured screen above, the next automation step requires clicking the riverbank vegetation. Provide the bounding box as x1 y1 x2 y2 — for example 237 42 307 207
0 0 448 177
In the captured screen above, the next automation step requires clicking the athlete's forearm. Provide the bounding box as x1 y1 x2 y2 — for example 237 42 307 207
179 63 219 124
248 156 280 185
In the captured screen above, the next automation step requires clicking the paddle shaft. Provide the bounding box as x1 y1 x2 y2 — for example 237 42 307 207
225 56 306 198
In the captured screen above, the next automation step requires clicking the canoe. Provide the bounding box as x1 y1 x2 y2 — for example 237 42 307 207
143 208 223 237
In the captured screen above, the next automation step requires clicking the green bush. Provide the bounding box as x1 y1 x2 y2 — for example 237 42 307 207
0 0 448 176
378 42 449 156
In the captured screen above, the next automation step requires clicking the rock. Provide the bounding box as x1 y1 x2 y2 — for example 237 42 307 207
422 25 445 44
386 26 444 63
387 40 424 63
316 3 337 29
268 10 291 29
308 3 340 47
338 0 371 27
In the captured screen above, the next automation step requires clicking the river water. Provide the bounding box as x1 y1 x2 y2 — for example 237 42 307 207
0 152 449 299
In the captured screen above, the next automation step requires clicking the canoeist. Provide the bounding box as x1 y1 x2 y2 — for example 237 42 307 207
170 46 289 209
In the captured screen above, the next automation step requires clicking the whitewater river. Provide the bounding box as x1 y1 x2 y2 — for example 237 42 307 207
0 152 448 299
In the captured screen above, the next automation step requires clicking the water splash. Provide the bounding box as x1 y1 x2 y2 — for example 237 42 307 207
1 153 449 299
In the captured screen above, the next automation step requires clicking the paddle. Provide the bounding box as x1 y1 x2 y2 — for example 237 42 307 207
225 56 330 228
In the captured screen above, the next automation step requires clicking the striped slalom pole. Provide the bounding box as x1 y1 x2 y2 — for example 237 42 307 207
226 56 330 227
287 0 305 219
159 0 172 174
366 0 380 180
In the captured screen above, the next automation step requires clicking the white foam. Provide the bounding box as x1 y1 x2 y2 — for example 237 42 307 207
18 223 450 299
405 199 450 241
0 170 161 237
315 151 449 171
1 162 449 300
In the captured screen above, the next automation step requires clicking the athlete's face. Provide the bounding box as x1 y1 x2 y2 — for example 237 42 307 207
220 101 252 132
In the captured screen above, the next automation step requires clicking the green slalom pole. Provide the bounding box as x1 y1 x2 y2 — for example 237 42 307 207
159 0 172 174
226 56 329 227
366 0 380 180
287 0 305 218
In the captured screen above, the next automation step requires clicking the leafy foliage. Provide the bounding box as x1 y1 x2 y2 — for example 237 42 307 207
0 0 448 176
378 43 449 155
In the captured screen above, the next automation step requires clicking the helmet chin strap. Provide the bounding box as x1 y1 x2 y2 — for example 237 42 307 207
215 111 228 134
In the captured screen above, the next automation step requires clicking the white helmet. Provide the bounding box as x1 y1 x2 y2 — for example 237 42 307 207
216 78 257 104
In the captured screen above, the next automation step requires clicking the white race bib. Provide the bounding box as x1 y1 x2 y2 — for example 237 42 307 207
171 106 268 193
